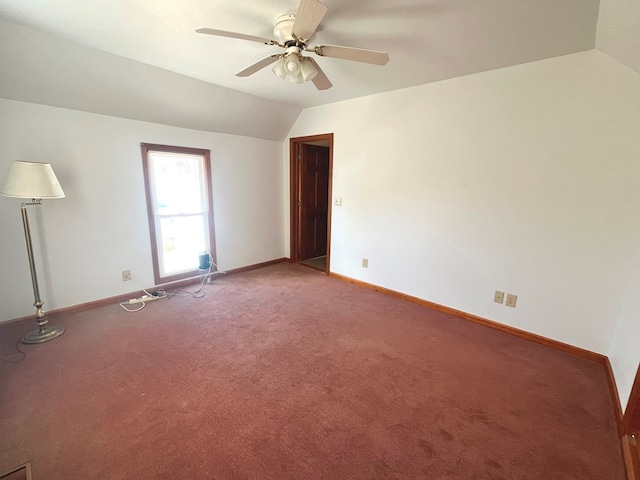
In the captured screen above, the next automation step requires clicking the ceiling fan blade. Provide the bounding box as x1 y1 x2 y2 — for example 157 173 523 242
195 28 278 46
292 0 328 41
236 55 282 77
307 58 332 90
314 45 390 65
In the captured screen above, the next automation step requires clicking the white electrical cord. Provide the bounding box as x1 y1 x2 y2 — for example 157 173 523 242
168 253 225 299
119 301 145 313
120 254 224 309
119 275 168 313
208 253 223 276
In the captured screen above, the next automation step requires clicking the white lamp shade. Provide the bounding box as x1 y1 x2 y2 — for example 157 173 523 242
300 58 318 82
1 161 65 199
284 54 301 75
288 70 304 84
272 58 287 79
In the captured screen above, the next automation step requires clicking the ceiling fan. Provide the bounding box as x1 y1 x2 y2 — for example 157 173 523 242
196 0 390 90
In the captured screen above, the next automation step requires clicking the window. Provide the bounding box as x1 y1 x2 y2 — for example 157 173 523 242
141 143 216 284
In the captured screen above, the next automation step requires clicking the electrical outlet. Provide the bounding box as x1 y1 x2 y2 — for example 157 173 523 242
494 290 505 304
122 270 132 282
362 258 368 268
506 293 518 308
334 197 342 206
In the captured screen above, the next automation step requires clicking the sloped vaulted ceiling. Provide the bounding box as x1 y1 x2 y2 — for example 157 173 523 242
0 17 301 141
1 0 637 140
596 0 640 74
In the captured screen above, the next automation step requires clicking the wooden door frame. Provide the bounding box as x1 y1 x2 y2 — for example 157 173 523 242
622 364 640 479
289 133 334 273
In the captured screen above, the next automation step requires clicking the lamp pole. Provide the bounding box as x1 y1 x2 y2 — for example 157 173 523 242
20 200 65 344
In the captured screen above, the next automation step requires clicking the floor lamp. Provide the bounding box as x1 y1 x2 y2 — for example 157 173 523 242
1 161 66 344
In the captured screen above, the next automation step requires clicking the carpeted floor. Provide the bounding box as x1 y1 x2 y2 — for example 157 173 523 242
0 263 625 479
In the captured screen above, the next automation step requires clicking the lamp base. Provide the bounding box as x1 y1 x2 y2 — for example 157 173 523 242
21 325 65 344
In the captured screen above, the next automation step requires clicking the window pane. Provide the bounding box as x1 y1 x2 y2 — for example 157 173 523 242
151 153 204 215
142 143 215 284
159 215 207 276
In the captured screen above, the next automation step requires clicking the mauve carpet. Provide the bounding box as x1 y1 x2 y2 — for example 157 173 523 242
0 263 625 479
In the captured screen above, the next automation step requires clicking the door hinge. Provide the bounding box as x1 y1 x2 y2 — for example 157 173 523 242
298 200 303 207
298 153 303 161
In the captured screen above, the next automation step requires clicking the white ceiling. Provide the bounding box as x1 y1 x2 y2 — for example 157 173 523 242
596 0 640 73
0 0 601 109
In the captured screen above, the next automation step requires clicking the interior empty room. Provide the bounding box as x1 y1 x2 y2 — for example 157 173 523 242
1 0 640 478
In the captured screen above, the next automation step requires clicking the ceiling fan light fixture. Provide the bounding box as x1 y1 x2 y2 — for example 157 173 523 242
284 53 301 74
288 70 304 84
272 58 287 79
300 58 318 82
271 53 316 85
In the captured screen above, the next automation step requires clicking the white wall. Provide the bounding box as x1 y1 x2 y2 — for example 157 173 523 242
0 99 284 323
285 50 640 360
595 0 640 414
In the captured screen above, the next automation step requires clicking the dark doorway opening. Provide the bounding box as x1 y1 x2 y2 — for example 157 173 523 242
289 133 333 274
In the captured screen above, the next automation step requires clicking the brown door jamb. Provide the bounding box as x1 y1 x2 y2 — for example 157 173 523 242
622 364 640 480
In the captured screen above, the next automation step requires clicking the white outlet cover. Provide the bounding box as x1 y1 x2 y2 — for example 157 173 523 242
334 197 342 206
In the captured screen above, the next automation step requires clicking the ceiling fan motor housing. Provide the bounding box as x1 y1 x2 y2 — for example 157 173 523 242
273 14 296 43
